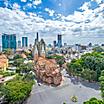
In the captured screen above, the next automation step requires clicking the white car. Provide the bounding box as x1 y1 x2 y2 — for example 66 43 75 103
38 83 41 86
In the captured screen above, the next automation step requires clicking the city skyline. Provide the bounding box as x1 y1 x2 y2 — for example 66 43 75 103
0 33 104 47
1 1 104 104
0 0 104 45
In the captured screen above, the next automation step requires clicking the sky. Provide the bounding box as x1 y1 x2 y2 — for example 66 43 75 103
0 0 104 45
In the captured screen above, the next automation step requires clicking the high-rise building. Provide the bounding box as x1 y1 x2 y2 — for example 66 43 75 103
22 37 28 48
57 34 62 48
36 32 39 41
53 41 57 47
29 44 32 49
88 43 92 47
101 44 104 46
64 43 67 46
17 40 21 48
2 34 16 51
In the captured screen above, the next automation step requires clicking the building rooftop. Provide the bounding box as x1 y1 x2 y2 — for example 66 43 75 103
0 54 8 69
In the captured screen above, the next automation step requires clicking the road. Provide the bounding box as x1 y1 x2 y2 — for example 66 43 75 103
26 69 101 104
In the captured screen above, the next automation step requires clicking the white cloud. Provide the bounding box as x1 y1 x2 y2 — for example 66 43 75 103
91 0 103 4
21 0 27 2
0 7 74 44
33 0 42 5
4 0 12 8
27 3 32 8
23 3 33 10
58 3 62 6
13 3 20 10
80 2 91 10
45 8 55 16
4 1 9 7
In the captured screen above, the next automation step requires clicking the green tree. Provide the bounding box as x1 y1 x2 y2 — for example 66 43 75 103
2 79 34 104
93 46 104 53
67 52 104 81
23 73 34 81
14 58 24 67
81 69 92 82
67 59 82 77
90 70 97 81
66 63 73 75
99 70 104 101
14 54 22 60
47 55 65 67
83 97 104 104
81 69 97 82
3 48 13 56
16 62 34 74
20 64 30 73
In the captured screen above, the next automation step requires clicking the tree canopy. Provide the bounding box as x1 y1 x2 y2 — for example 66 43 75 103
83 98 104 104
67 52 104 81
0 75 34 104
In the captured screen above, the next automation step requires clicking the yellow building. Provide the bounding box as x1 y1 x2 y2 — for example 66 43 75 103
0 54 8 71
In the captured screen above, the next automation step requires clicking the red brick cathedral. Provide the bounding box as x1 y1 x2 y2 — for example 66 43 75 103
32 33 62 86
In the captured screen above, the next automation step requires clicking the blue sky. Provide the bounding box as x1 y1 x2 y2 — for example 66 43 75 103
0 0 95 17
0 0 104 45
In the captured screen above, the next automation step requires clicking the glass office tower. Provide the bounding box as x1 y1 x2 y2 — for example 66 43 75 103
2 34 16 51
22 37 28 48
57 34 62 48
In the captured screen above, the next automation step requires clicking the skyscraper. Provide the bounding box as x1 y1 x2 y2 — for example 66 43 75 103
17 40 21 48
57 34 62 48
64 43 67 46
29 44 32 49
22 37 28 48
36 32 39 41
53 40 57 48
2 34 16 51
